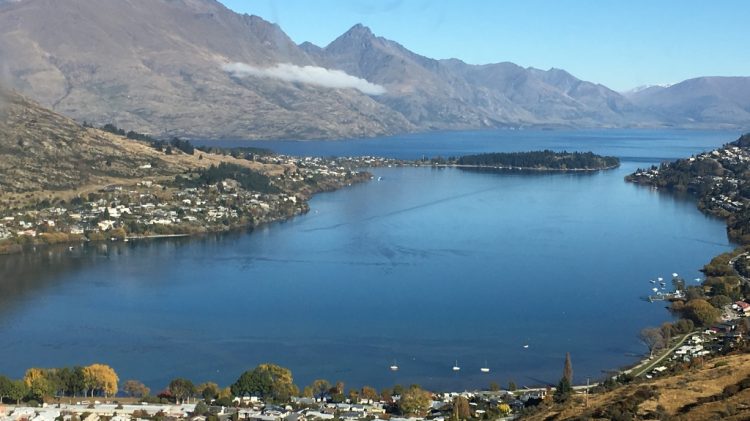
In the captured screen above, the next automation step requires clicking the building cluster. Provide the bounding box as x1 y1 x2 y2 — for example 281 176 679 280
630 144 750 214
0 156 375 245
0 389 550 421
0 184 304 241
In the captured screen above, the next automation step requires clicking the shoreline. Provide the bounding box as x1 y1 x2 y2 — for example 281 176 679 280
430 163 620 172
0 174 370 256
0 159 729 393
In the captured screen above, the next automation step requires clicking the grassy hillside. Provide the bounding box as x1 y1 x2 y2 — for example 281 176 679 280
0 88 285 209
522 352 750 420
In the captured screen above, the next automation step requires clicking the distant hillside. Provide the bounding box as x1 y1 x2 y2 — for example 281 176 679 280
628 77 750 129
0 0 746 139
306 24 653 130
0 0 411 140
0 88 283 208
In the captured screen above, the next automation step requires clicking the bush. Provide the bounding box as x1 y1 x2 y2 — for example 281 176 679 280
193 401 209 416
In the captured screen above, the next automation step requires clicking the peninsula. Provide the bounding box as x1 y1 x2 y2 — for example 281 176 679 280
426 150 620 171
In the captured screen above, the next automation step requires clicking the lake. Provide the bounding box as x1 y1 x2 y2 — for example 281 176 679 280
0 129 741 392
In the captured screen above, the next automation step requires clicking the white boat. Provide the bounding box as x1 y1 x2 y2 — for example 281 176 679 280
672 273 679 277
389 360 399 371
657 277 664 281
523 344 529 349
480 361 490 373
452 360 461 372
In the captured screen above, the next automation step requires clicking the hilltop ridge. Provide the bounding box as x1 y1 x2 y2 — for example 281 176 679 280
1 0 745 140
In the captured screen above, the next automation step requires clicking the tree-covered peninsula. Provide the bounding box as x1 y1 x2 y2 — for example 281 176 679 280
430 150 620 171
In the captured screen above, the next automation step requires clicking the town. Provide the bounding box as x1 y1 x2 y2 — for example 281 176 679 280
0 152 381 254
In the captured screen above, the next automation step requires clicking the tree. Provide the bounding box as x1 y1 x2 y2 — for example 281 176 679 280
360 386 378 402
508 381 517 391
0 375 12 403
83 364 119 397
124 380 150 398
380 388 393 403
24 368 54 400
231 364 296 402
673 318 695 334
709 294 733 309
24 368 47 389
194 401 209 416
169 378 195 403
451 396 471 420
488 382 500 392
660 322 674 346
8 380 28 404
554 377 572 403
639 327 666 358
197 382 219 401
685 299 722 326
347 388 359 403
563 352 573 384
55 367 84 397
398 385 431 416
308 379 330 400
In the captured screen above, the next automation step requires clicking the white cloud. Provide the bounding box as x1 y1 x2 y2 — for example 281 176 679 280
223 62 386 95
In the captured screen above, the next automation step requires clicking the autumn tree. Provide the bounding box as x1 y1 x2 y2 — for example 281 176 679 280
563 352 573 384
83 364 119 397
685 299 721 326
169 378 195 403
24 368 53 400
398 385 431 416
380 388 393 403
231 364 297 403
124 380 150 398
451 396 471 420
308 379 331 399
639 327 666 358
360 386 379 402
197 382 220 401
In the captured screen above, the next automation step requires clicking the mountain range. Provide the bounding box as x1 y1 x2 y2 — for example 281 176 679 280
0 0 748 140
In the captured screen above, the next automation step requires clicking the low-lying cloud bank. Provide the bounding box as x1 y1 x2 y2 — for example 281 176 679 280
223 62 386 95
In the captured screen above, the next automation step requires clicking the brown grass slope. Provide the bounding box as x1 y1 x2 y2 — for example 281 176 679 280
522 353 750 421
0 88 284 207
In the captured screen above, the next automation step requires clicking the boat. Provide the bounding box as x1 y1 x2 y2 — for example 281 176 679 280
377 176 383 181
657 277 664 282
452 360 461 372
480 361 490 373
389 361 399 371
523 344 529 349
672 273 679 278
649 279 656 284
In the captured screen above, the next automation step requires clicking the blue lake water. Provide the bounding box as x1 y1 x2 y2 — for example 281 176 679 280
0 129 742 392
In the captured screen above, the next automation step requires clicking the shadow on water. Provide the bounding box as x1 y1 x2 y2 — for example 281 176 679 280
0 231 248 317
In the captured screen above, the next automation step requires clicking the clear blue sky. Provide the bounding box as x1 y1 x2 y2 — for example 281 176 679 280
219 0 749 91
